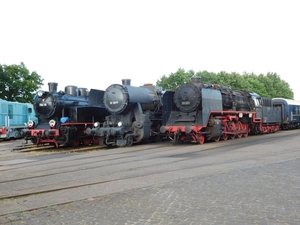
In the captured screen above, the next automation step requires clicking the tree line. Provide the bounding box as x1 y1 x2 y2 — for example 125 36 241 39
0 64 294 103
156 68 294 99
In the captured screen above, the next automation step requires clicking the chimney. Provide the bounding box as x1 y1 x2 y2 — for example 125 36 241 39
48 82 58 92
191 75 201 84
122 79 131 85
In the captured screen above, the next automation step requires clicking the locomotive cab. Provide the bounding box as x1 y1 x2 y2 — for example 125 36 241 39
249 92 263 119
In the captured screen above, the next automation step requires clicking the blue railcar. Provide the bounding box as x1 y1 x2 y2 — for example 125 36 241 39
0 99 38 141
272 98 300 129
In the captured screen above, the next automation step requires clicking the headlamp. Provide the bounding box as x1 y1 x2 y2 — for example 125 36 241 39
94 122 100 128
49 119 56 128
37 90 43 97
27 120 35 128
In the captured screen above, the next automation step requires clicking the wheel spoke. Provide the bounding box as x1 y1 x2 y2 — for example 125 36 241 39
214 136 221 142
237 121 243 138
222 123 228 141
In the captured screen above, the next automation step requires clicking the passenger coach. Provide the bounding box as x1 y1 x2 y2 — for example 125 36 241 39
272 98 300 129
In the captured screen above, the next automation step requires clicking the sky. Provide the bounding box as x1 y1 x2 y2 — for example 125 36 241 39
1 0 299 99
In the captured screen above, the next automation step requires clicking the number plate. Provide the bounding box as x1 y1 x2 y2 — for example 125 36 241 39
181 101 190 105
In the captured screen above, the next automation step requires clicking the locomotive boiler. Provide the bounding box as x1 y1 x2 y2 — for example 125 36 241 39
33 82 89 123
87 79 164 147
26 82 109 147
160 75 281 144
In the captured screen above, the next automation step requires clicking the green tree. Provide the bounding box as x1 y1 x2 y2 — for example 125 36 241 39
195 70 218 84
243 73 268 96
0 62 44 103
156 69 294 99
156 68 195 90
256 72 293 99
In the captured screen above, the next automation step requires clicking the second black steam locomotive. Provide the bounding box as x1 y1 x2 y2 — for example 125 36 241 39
160 75 281 144
25 82 109 147
86 79 166 147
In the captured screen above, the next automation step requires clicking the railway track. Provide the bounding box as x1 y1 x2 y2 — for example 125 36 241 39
11 143 107 153
10 138 170 153
1 144 299 216
1 130 298 216
0 135 298 195
0 141 181 215
12 143 54 152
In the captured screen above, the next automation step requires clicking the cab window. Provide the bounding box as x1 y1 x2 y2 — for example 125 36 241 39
251 96 261 107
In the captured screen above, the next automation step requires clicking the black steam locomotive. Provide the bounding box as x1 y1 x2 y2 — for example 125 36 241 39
86 79 165 147
160 75 281 144
26 82 109 147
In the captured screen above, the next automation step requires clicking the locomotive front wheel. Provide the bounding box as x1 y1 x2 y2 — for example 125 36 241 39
14 131 21 139
93 137 100 145
198 135 205 145
83 138 91 146
30 137 37 144
58 133 68 146
72 140 80 147
125 134 133 147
